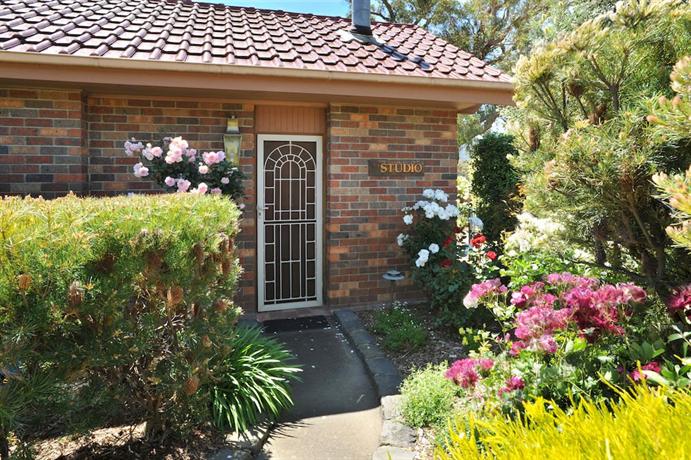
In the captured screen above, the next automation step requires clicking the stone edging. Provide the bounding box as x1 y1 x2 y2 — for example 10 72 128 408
333 310 418 460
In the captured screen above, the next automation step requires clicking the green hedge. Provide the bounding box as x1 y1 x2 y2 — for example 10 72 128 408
470 133 519 242
0 194 242 447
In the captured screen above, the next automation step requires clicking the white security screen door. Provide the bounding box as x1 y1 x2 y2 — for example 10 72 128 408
257 135 323 311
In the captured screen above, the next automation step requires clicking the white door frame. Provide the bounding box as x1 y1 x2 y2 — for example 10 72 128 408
257 134 324 312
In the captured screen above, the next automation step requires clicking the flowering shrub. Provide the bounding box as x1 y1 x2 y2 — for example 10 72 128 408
124 137 244 199
397 189 498 326
500 212 610 288
435 273 689 417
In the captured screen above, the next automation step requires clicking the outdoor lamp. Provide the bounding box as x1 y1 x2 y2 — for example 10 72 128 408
223 116 242 165
383 269 405 304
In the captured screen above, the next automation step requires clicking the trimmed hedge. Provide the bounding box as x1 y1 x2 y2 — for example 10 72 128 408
0 194 242 448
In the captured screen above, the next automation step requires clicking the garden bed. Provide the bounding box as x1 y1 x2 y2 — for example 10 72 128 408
358 304 465 379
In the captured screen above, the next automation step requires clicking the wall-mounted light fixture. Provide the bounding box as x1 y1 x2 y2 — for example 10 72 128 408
223 116 242 165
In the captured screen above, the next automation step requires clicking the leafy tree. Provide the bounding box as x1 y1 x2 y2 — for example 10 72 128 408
507 0 691 291
469 133 520 242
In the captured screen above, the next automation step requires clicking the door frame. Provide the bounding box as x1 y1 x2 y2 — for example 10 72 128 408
257 134 324 312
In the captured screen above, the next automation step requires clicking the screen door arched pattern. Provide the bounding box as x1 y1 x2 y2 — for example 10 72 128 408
257 135 323 311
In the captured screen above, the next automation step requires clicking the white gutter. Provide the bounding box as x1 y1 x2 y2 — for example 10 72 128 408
0 51 514 92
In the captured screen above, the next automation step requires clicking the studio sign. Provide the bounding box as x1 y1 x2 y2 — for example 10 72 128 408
368 159 424 176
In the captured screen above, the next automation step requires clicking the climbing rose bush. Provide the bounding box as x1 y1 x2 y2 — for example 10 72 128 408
397 189 498 325
124 136 245 199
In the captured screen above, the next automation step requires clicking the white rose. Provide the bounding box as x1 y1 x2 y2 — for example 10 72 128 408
397 233 408 247
403 215 413 225
422 189 435 199
415 249 430 267
434 189 449 202
428 243 440 253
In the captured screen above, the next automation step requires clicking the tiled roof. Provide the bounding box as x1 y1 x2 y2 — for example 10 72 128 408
0 0 510 84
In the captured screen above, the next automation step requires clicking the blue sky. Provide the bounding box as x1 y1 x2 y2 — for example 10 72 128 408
221 1 349 17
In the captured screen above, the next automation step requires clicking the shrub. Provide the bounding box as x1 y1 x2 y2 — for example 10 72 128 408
469 133 519 242
125 136 245 198
211 326 300 433
397 189 499 327
401 364 458 428
437 385 691 459
0 194 242 448
372 303 428 352
507 0 691 292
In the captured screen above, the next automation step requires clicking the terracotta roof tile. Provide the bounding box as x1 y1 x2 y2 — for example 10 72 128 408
0 0 511 84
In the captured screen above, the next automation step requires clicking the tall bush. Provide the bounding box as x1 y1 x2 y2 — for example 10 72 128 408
507 0 691 292
469 133 519 242
0 194 242 451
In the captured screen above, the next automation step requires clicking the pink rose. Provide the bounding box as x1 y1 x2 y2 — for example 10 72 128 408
199 165 209 174
150 146 163 157
164 176 176 187
221 177 230 185
210 187 222 195
177 179 191 192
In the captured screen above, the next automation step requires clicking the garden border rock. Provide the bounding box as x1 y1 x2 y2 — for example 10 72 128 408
334 309 418 460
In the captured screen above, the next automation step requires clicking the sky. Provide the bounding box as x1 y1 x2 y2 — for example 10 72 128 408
221 1 349 17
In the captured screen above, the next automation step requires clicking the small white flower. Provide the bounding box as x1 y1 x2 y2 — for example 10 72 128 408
221 177 230 185
403 215 413 225
415 249 430 267
434 189 449 202
397 233 408 247
428 243 440 253
199 164 209 174
445 204 460 217
422 189 435 199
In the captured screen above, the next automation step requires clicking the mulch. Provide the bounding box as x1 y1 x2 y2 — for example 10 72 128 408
358 304 466 379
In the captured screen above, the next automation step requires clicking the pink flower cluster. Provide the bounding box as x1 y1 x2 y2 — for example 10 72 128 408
202 151 226 165
512 306 570 354
498 376 525 397
510 282 556 309
445 358 494 388
562 282 645 337
463 278 507 309
630 361 661 381
164 137 196 164
668 284 691 319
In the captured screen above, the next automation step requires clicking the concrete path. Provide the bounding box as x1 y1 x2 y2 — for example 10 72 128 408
259 316 381 460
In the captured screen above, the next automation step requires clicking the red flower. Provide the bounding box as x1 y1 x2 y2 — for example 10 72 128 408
440 259 453 268
486 250 497 260
470 234 487 248
442 235 454 248
453 226 462 234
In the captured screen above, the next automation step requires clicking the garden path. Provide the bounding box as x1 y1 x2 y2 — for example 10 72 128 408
259 316 381 460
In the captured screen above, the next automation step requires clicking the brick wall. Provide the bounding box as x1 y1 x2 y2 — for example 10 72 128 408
0 88 87 197
326 104 458 307
1 86 460 312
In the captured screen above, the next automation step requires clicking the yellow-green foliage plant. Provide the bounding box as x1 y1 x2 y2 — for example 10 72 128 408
436 384 691 460
0 194 242 453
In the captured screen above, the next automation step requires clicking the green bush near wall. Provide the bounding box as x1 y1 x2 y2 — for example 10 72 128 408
0 194 244 448
470 133 519 242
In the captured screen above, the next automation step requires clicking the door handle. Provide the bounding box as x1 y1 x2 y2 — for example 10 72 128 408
257 205 269 211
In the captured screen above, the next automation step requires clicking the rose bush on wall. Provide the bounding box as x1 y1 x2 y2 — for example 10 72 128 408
124 137 245 199
397 189 498 326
